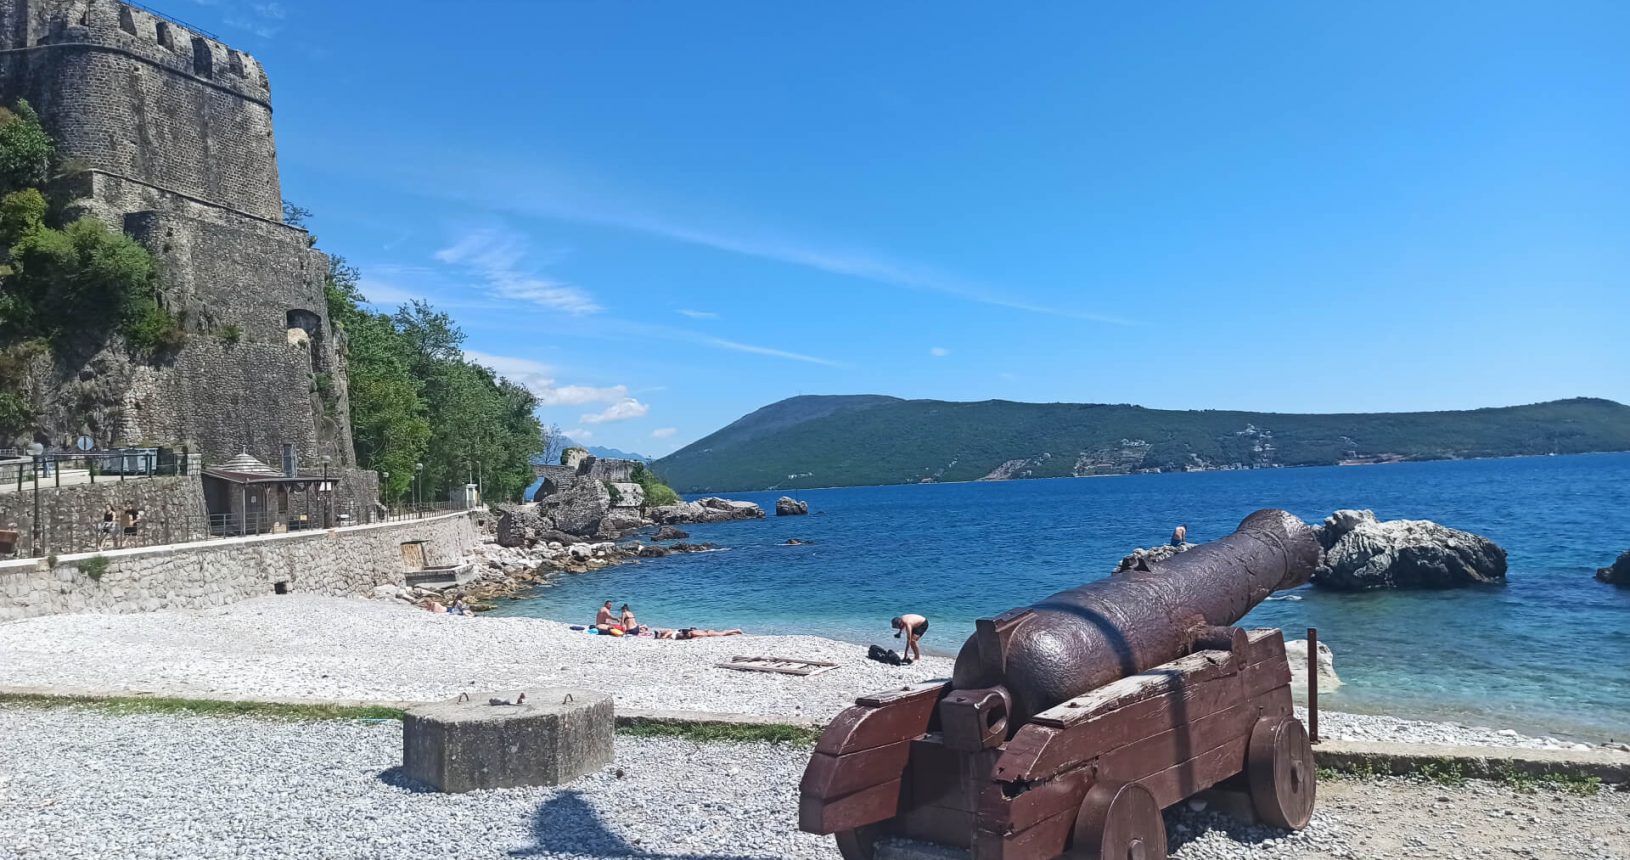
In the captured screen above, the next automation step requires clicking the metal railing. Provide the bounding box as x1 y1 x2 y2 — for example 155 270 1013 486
0 449 190 494
0 500 469 561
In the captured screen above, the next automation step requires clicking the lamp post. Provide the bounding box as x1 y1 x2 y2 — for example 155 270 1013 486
380 471 390 517
414 462 424 512
321 455 332 528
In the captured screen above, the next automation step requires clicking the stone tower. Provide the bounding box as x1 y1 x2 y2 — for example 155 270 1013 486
0 0 357 470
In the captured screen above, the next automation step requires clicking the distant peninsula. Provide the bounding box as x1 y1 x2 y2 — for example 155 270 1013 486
652 395 1630 492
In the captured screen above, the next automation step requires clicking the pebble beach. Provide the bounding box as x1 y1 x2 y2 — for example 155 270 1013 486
0 595 1610 750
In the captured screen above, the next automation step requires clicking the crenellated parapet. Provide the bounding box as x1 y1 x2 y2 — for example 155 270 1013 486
0 0 281 220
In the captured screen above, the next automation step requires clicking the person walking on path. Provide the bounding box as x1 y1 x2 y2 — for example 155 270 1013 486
891 613 928 663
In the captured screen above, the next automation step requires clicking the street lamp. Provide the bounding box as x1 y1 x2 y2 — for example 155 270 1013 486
414 462 424 511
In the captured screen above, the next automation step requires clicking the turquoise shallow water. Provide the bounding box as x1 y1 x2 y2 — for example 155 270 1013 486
494 453 1630 741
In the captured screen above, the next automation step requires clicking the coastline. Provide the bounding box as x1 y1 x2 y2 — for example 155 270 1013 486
0 594 1617 751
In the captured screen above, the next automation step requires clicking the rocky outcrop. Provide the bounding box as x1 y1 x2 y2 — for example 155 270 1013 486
648 497 765 525
494 504 553 548
1112 542 1189 574
1597 550 1630 586
775 496 809 516
1285 638 1342 690
537 479 612 537
652 526 689 541
1314 509 1507 590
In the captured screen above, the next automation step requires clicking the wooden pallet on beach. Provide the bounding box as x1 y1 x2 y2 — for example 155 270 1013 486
717 656 840 677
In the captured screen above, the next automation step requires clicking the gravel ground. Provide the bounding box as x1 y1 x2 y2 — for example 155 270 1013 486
0 595 1596 748
1 706 1625 860
0 595 950 722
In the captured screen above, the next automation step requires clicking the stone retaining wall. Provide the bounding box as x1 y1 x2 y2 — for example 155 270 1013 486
0 510 478 621
0 476 207 558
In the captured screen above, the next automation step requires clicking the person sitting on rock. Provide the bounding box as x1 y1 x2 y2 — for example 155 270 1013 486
594 600 616 632
1171 524 1188 547
891 613 928 662
619 603 639 632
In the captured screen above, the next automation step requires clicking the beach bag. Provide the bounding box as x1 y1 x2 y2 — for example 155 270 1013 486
867 644 905 666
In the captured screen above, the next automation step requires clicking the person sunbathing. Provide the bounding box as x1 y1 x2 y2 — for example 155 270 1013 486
620 603 639 633
649 626 744 640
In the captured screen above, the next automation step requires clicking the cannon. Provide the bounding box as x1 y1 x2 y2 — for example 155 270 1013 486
800 509 1321 860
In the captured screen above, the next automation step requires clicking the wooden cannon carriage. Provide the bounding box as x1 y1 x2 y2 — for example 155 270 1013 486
800 510 1320 860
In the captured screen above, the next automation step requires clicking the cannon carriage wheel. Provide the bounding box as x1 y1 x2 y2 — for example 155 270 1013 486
1069 780 1167 860
1247 715 1316 829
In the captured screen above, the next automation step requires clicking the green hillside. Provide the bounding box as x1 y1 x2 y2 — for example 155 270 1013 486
651 396 1630 493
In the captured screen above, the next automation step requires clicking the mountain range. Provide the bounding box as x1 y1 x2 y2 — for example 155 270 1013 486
650 395 1630 493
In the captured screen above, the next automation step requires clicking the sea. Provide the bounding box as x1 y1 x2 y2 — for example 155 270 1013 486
493 452 1630 741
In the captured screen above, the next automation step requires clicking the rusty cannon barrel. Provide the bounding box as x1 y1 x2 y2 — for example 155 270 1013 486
941 508 1320 747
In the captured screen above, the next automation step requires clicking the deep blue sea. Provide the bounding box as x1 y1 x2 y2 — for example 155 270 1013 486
494 453 1630 741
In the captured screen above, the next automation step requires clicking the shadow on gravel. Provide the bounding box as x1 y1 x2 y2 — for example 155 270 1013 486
511 791 778 859
1163 806 1295 853
377 766 438 793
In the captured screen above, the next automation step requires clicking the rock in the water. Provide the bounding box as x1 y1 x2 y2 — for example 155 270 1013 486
1112 542 1189 574
775 496 809 516
495 504 553 548
596 507 646 539
1314 509 1507 590
784 538 814 546
648 497 765 525
1597 550 1630 586
652 526 689 541
1284 638 1342 690
669 543 717 553
637 545 670 558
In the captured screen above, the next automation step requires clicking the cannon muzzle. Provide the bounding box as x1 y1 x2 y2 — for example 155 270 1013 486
946 508 1319 736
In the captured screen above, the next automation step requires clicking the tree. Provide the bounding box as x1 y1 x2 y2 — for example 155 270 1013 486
0 102 52 195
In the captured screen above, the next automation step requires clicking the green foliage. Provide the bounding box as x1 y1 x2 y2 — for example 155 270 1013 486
630 462 680 508
1417 760 1466 787
219 323 242 343
0 102 52 195
653 395 1630 492
323 256 545 503
0 389 29 434
0 691 405 722
76 555 109 582
617 717 819 745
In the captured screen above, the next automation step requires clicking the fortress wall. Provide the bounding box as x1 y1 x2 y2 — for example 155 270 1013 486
0 510 481 621
0 0 279 219
0 475 208 558
120 208 354 467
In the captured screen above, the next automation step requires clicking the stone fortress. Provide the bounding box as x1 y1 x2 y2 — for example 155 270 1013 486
0 0 357 475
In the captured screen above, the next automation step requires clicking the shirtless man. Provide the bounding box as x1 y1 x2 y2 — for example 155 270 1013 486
1171 524 1188 547
594 600 616 633
891 613 928 662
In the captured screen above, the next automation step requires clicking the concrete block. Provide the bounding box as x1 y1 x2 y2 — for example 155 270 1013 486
402 688 614 792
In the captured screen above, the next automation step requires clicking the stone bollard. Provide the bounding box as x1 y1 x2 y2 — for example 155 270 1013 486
402 688 614 792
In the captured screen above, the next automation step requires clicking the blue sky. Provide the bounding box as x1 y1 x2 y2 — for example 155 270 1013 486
182 1 1628 456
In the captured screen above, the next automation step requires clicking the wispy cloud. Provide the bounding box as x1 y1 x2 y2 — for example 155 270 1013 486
463 350 629 407
701 337 848 368
564 427 592 441
435 228 601 315
480 186 1130 325
677 309 719 320
185 0 287 38
356 277 424 307
581 398 650 425
930 346 951 358
651 427 677 439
